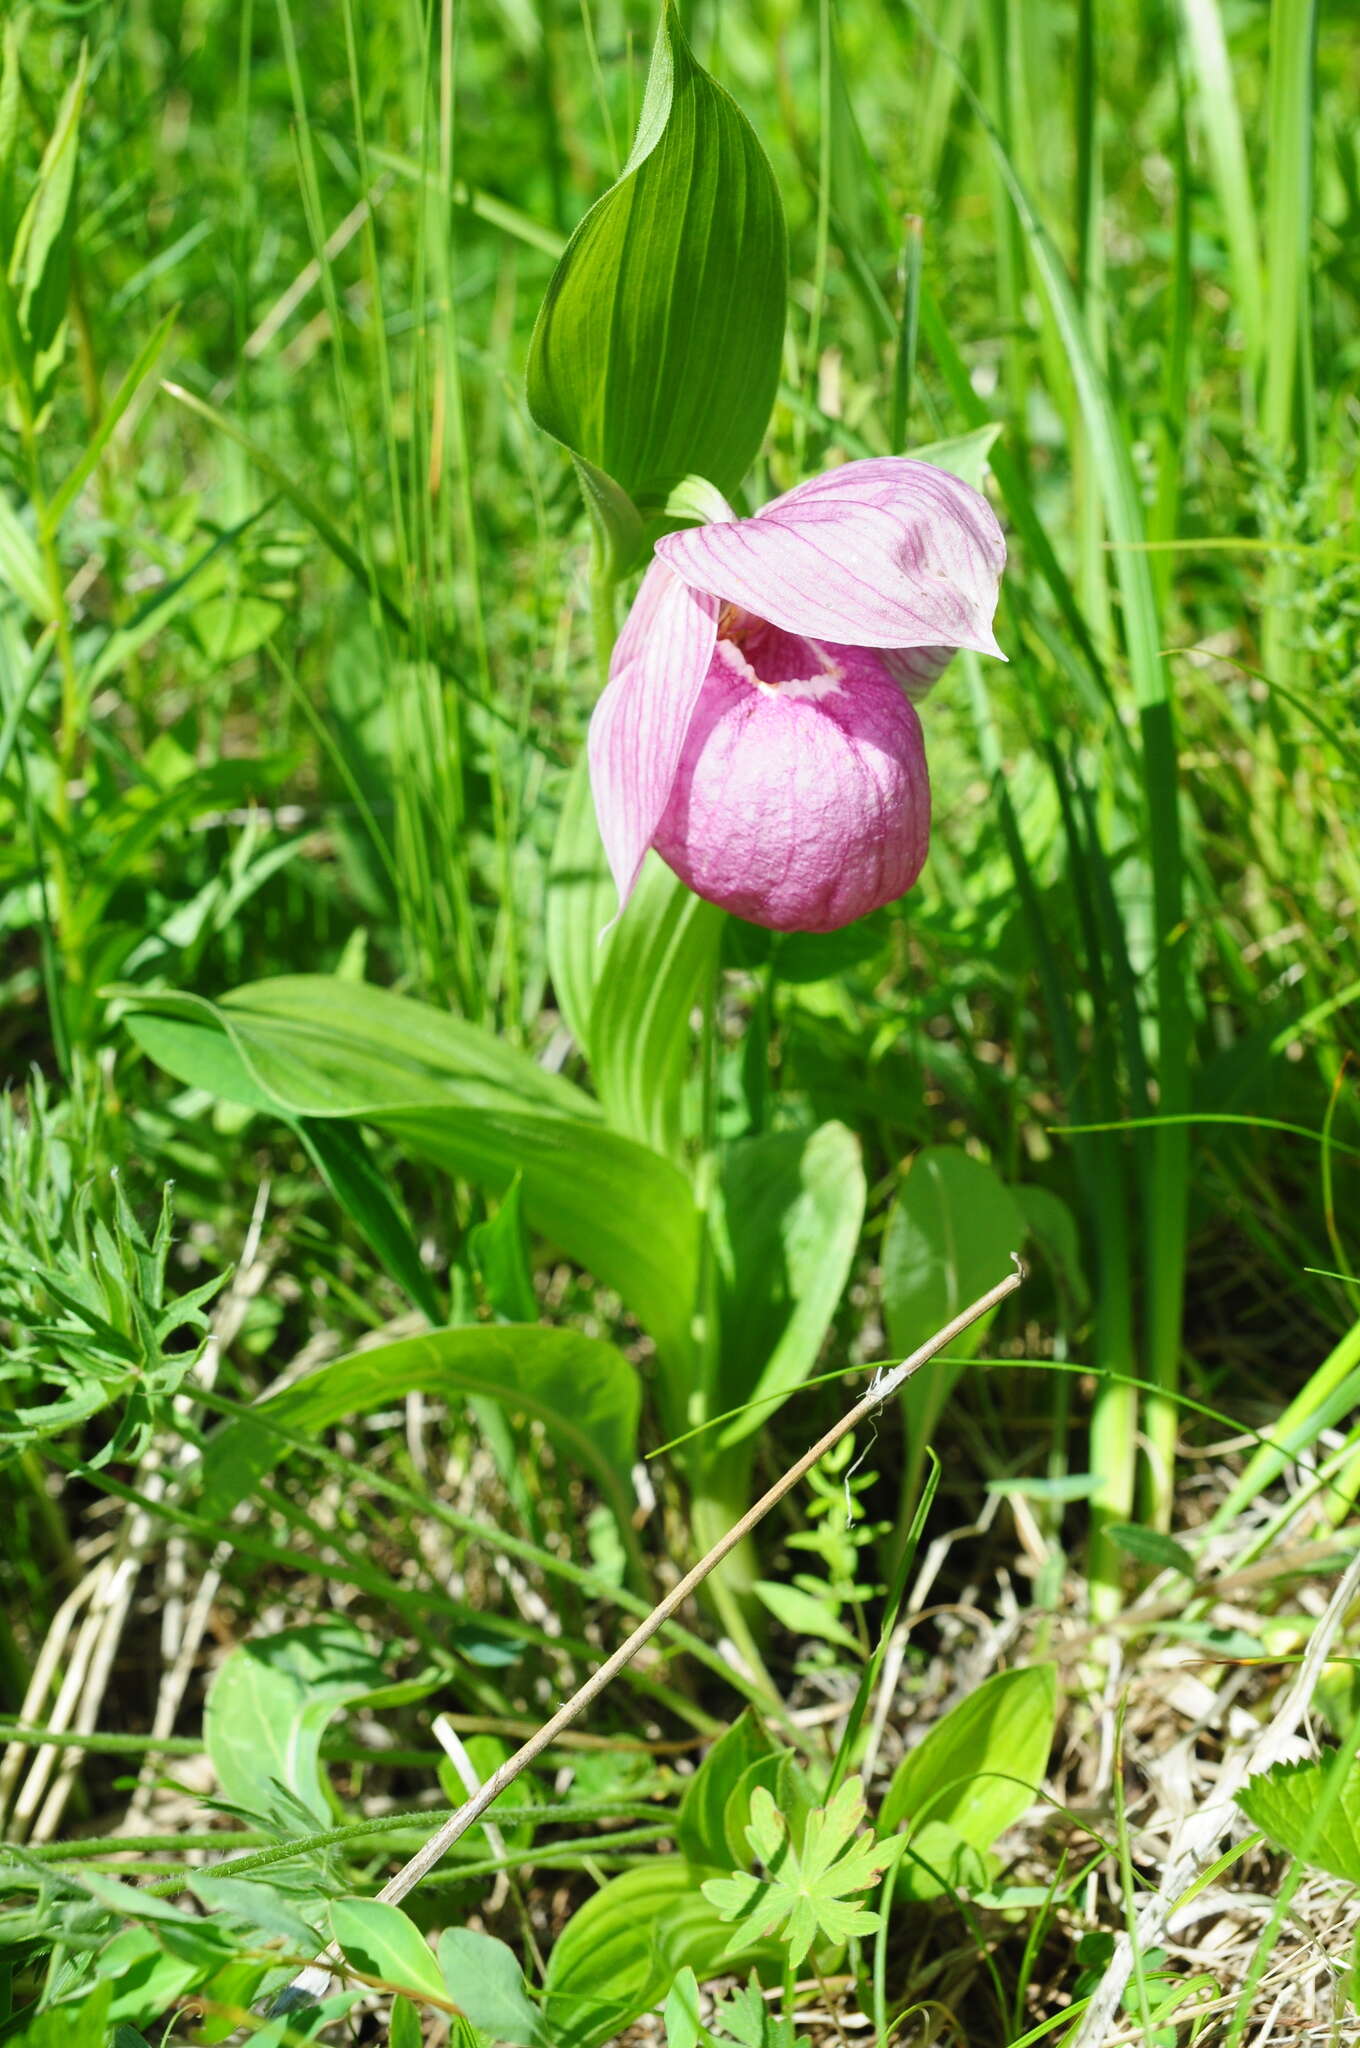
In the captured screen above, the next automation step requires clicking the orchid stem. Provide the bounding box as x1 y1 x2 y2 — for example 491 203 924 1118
588 528 618 688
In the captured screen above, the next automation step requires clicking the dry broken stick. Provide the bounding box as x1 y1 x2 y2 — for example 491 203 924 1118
372 1256 1025 1912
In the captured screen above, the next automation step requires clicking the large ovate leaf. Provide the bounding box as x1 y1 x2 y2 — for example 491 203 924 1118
128 976 596 1120
676 1709 777 1869
588 860 722 1163
329 1899 446 2001
203 1619 391 1828
881 1145 1024 1488
197 1325 639 1543
119 980 700 1378
542 1859 766 2048
712 1122 865 1445
526 2 786 526
879 1664 1057 1901
546 758 723 1161
438 1929 549 2047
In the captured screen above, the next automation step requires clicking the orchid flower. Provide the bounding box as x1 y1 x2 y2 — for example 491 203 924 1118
588 458 1006 934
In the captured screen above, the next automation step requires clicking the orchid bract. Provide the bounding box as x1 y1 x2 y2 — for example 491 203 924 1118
588 457 1007 933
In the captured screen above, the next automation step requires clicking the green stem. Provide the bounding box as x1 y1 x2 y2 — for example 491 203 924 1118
589 529 619 688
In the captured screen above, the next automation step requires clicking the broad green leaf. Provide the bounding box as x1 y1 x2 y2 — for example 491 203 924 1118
543 1860 755 2048
546 755 617 1053
89 1929 213 2027
330 1899 446 2002
588 857 722 1162
547 759 722 1161
1237 1756 1360 1885
469 1176 538 1322
438 1929 548 2046
713 1122 865 1445
119 980 700 1375
297 1117 441 1323
881 1146 1024 1484
879 1664 1057 1901
197 1324 640 1546
676 1708 777 1868
1013 1183 1090 1318
204 1618 390 1827
12 1983 111 2048
723 913 891 987
526 3 786 524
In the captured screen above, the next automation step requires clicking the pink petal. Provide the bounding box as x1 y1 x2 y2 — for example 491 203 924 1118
587 563 719 913
654 457 1006 655
651 641 931 932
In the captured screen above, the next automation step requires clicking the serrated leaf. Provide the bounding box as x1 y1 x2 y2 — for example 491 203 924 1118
703 1779 887 1969
1237 1754 1360 1884
527 2 786 528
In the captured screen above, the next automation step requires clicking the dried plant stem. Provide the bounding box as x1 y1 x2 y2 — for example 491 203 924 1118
375 1258 1025 1911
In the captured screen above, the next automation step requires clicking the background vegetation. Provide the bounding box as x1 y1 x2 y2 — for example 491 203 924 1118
0 1 1357 2043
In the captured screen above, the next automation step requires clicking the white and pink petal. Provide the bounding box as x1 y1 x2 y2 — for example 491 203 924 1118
587 566 719 915
655 456 1005 656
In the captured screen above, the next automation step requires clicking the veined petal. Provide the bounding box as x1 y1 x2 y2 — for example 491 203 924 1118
588 563 720 913
655 457 1006 655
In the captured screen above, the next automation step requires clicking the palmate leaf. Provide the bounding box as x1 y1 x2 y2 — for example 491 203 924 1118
702 1779 887 1969
526 1 786 547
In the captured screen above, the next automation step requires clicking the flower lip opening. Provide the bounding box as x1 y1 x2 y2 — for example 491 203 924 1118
716 609 845 699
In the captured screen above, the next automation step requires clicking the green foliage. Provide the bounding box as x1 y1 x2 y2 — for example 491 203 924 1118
702 1778 887 1968
438 1929 547 2047
1236 1754 1360 1885
665 1968 809 2048
879 1665 1057 1902
330 1898 447 2000
527 4 786 553
881 1144 1025 1495
0 2 1355 2043
543 1860 749 2048
204 1619 395 1831
0 1087 225 1464
197 1324 641 1554
711 1122 865 1448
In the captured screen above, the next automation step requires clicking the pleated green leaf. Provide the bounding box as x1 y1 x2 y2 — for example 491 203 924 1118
526 1 786 526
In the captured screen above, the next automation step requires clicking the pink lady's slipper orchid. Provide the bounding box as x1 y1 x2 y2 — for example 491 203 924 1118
588 458 1006 933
